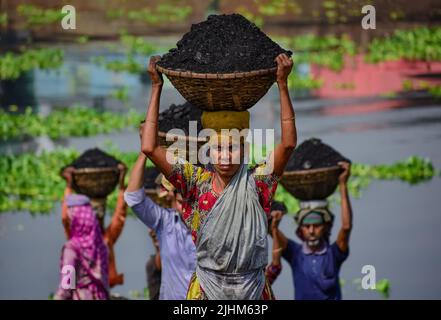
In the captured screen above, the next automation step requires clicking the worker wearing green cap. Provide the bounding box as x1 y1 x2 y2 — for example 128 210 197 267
269 161 353 300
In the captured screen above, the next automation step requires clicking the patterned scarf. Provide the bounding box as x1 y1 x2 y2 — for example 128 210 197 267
65 195 109 293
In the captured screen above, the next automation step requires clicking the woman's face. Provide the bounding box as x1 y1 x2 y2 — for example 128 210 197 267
210 142 244 178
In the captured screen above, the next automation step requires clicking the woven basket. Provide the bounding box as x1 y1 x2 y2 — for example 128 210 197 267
280 166 343 200
72 167 119 199
156 65 277 111
158 130 207 164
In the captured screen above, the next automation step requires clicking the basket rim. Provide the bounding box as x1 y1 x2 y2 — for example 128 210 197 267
156 65 277 79
73 167 119 174
158 130 208 143
282 165 342 177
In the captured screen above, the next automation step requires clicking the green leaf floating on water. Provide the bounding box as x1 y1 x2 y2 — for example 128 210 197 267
351 156 437 185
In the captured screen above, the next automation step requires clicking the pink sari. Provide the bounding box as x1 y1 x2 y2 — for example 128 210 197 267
55 195 109 300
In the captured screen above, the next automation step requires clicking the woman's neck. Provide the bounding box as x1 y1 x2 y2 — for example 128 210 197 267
213 172 231 194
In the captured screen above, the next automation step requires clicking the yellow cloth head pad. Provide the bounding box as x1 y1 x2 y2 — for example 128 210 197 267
201 110 250 132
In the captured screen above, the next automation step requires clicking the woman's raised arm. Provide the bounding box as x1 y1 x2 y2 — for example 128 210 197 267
141 56 173 178
270 53 297 177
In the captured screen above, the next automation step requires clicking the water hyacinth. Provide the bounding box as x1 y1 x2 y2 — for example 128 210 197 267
0 48 64 81
0 150 436 214
0 106 144 141
366 27 441 63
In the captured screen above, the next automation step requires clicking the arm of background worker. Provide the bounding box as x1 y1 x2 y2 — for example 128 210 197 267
155 252 162 271
271 211 288 266
61 187 72 239
127 152 148 193
124 151 166 231
266 210 285 284
61 166 75 239
335 162 353 253
106 188 127 246
124 189 166 231
270 210 288 265
106 164 128 245
266 227 290 285
269 54 297 177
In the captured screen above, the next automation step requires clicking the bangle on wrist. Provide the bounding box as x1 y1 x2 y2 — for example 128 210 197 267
145 119 157 125
282 114 296 122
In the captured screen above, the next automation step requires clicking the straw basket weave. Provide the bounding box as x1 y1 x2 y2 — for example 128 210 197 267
280 166 343 201
72 167 120 199
156 65 277 111
158 130 208 164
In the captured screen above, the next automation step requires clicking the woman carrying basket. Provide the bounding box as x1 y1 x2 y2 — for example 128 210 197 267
139 53 296 300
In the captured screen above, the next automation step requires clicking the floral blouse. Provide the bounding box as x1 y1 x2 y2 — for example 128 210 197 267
167 160 279 243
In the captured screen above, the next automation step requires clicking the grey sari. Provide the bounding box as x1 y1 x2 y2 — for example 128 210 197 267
195 164 268 300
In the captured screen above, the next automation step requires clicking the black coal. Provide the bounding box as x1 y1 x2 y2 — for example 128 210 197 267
158 14 291 73
158 102 202 136
69 148 120 169
285 138 350 171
